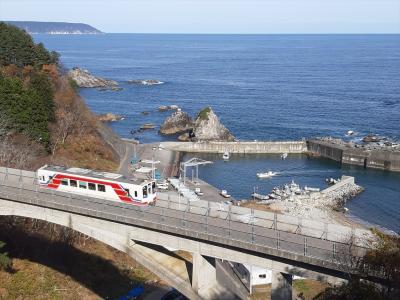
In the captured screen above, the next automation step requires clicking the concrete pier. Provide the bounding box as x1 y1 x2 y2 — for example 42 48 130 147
162 141 307 154
271 271 293 300
307 139 400 172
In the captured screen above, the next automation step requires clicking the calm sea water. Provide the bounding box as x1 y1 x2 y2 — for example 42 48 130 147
35 34 400 232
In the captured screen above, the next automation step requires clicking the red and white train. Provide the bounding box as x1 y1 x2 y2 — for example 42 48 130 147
37 165 156 205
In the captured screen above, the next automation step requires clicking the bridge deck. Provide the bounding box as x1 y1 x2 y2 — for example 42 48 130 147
0 167 371 275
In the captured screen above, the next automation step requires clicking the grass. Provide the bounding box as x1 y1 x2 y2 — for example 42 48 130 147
247 279 329 300
0 222 164 300
197 107 211 121
293 279 329 299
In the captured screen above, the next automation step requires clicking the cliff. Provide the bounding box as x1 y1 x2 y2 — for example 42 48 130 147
159 110 193 135
4 21 102 34
68 67 118 88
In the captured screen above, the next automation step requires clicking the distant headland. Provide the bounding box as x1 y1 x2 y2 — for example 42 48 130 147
3 21 103 34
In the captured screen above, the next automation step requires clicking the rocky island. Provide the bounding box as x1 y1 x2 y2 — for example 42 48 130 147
159 106 235 141
159 110 193 135
191 107 235 141
68 67 118 88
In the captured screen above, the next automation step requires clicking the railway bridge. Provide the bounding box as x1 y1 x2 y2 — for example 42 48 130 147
0 167 374 300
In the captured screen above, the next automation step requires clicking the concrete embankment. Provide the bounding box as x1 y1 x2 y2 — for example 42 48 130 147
161 141 307 154
307 139 400 172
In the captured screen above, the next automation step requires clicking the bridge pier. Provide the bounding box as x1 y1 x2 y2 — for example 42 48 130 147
192 253 217 297
192 253 235 299
271 271 293 300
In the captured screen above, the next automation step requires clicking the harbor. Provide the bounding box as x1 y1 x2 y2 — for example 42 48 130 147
121 140 390 232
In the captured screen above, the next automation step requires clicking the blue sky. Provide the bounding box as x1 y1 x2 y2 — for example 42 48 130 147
1 0 399 33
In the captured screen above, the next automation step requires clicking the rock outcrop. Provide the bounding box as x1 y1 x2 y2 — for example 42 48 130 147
68 67 118 88
127 79 164 86
158 105 179 112
159 110 193 135
192 107 235 141
97 113 124 122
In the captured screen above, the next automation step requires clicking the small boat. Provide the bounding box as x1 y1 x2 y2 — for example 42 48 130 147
252 193 270 200
304 186 320 192
195 187 204 196
346 130 355 136
257 171 277 178
280 153 288 160
326 178 340 185
220 190 231 198
222 151 230 161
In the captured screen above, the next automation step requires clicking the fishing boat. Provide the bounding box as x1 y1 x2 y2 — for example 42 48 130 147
280 153 288 160
222 151 230 161
220 189 231 198
257 171 277 178
304 186 320 192
252 192 270 200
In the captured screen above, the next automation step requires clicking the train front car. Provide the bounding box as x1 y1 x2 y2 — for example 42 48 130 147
37 165 156 206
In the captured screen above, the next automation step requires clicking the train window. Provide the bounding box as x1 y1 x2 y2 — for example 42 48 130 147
70 180 77 187
152 182 156 190
142 186 148 198
79 181 87 189
88 183 96 190
61 179 68 186
98 184 106 192
134 191 138 197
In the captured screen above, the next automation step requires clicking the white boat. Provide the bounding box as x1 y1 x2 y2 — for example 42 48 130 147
220 190 231 198
280 153 288 160
345 130 355 136
304 186 320 192
222 151 230 161
257 171 277 178
252 193 270 200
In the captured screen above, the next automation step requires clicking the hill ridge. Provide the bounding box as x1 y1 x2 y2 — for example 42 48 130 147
4 21 103 34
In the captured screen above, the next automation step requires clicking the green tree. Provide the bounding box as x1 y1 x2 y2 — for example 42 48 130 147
0 22 57 67
0 75 51 146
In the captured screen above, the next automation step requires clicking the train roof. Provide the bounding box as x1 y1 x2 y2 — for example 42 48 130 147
39 165 151 186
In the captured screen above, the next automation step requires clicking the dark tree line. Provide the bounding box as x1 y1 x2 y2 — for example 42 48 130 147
0 22 58 148
0 22 59 67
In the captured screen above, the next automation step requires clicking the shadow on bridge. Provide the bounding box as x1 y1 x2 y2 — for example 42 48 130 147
0 216 160 299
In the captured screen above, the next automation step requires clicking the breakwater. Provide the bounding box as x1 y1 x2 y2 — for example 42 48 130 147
161 141 307 154
307 139 400 172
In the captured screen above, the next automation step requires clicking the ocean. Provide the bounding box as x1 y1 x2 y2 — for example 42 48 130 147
34 34 400 232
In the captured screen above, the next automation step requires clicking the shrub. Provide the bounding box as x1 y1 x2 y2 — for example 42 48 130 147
0 240 12 271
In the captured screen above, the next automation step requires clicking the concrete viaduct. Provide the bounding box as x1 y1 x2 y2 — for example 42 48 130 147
0 167 374 300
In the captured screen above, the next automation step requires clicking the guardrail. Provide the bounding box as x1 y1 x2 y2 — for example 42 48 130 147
0 167 370 271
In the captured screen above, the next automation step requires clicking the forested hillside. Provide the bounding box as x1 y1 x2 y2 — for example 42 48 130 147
0 22 117 170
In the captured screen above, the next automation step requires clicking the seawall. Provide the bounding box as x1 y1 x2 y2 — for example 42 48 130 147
307 139 400 172
161 141 307 154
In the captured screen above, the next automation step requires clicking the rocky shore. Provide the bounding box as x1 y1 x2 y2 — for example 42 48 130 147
68 67 118 88
97 113 124 122
247 176 364 225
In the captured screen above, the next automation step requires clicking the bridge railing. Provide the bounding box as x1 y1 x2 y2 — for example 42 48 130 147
0 167 370 268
